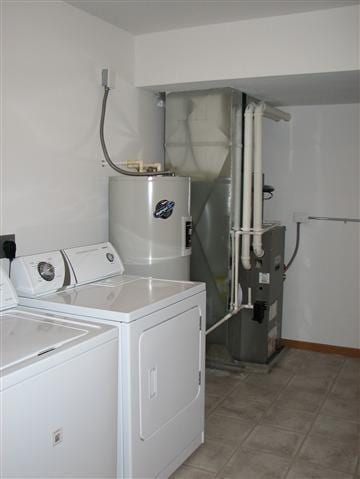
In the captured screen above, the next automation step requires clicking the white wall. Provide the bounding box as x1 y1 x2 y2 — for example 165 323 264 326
135 5 359 89
262 104 360 348
1 1 163 256
2 3 359 349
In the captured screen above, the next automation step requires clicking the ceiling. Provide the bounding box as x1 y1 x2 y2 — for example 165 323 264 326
230 71 360 106
66 1 360 106
66 0 359 35
147 71 360 106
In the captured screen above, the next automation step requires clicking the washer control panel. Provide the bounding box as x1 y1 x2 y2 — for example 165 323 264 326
37 261 56 282
0 268 18 310
11 251 74 297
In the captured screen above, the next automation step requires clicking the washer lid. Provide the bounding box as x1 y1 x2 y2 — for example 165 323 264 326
0 311 88 371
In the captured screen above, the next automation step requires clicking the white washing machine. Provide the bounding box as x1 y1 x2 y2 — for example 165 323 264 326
0 268 118 478
11 242 206 479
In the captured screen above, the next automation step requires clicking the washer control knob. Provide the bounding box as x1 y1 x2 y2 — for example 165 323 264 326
37 262 55 281
106 253 114 263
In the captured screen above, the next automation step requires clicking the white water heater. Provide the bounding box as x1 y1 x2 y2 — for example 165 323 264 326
109 176 192 280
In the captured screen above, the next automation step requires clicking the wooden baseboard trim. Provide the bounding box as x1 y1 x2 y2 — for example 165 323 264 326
281 339 360 358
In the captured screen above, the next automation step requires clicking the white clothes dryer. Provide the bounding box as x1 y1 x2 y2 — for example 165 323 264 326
11 242 206 479
0 269 118 478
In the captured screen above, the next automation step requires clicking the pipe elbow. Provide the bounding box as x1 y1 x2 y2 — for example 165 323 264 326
245 103 255 115
253 232 264 258
253 246 265 258
241 256 251 270
254 102 265 115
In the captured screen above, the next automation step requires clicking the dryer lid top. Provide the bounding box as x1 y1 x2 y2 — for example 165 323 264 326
18 276 205 323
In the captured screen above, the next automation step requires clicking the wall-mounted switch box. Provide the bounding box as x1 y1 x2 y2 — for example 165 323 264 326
0 234 16 259
293 212 309 224
101 69 116 89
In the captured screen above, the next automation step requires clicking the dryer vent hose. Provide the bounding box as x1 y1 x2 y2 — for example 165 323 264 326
100 86 173 177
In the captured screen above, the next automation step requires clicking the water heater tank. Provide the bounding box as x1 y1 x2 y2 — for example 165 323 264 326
109 176 192 280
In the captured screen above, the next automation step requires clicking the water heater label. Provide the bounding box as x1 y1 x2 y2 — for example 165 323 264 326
181 217 192 256
185 221 192 249
153 199 175 219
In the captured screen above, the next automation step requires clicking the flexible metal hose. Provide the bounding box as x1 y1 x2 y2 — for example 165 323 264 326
100 86 173 177
285 222 301 271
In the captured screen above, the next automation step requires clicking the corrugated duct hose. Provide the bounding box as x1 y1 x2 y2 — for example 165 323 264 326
100 86 173 177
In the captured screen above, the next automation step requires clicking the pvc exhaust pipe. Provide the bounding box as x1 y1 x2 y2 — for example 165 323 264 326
261 102 291 122
241 103 255 270
252 102 290 258
253 106 265 258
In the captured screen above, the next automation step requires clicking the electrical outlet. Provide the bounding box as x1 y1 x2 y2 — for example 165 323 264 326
101 68 116 89
0 234 16 259
293 212 309 224
53 428 63 446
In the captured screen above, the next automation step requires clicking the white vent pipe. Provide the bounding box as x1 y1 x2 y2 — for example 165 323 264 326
206 101 290 336
241 103 255 270
233 107 242 231
253 103 291 258
253 104 265 258
232 106 242 305
261 103 291 122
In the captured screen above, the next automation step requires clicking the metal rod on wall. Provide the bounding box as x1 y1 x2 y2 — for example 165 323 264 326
308 216 360 224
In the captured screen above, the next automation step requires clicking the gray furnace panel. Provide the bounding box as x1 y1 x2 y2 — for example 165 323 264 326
228 226 285 364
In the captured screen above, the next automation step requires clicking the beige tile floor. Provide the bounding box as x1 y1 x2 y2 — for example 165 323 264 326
171 348 360 479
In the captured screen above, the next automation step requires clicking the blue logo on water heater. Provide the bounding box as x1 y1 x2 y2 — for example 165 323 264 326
154 199 175 219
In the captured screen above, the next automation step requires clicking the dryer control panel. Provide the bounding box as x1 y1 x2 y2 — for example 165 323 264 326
63 242 124 285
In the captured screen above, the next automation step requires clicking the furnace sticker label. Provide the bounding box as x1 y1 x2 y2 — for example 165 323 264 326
153 199 175 219
259 272 270 284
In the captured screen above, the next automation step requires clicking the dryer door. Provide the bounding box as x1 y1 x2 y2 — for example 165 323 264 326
139 306 201 440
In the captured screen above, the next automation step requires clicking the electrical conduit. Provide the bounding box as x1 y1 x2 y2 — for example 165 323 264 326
100 86 173 177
